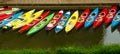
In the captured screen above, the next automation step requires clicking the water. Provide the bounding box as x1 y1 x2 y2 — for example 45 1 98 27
0 10 120 49
0 24 119 49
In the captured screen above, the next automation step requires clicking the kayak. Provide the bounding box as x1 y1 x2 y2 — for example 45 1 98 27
46 10 64 31
5 9 35 28
84 8 99 28
0 8 20 14
0 7 12 12
0 12 15 21
104 6 117 25
93 8 108 28
55 11 71 33
111 10 120 28
19 11 50 32
75 8 90 29
12 10 44 30
0 12 23 28
65 10 79 33
27 13 55 35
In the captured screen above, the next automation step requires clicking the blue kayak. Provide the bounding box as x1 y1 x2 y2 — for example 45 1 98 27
111 10 120 28
84 8 99 28
55 11 71 33
0 12 23 28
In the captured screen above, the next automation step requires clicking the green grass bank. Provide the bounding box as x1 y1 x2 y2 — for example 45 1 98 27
0 44 120 54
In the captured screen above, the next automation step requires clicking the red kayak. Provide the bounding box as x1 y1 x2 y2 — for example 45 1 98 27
46 10 63 31
104 6 117 25
18 11 50 32
0 7 12 12
75 8 90 29
0 12 15 21
93 8 108 28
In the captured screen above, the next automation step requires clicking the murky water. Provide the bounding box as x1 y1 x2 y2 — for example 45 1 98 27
0 10 120 49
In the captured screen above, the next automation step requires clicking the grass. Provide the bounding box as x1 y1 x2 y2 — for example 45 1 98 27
0 49 51 54
89 45 120 54
0 44 120 54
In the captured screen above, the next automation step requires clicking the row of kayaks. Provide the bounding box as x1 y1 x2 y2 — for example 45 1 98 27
0 6 120 35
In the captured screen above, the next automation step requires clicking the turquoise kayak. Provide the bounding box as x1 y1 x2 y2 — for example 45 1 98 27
55 11 71 33
111 10 120 28
84 8 99 28
1 12 23 28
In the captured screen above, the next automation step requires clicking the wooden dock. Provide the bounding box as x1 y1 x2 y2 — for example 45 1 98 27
0 0 120 10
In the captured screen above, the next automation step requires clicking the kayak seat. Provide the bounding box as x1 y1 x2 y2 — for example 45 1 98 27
61 16 67 20
35 24 41 28
28 22 35 26
114 18 120 21
88 18 93 22
107 14 113 18
118 13 120 16
30 15 35 18
58 21 64 26
35 16 42 20
78 18 84 22
110 9 116 14
54 15 60 19
71 16 76 20
68 21 74 25
50 20 56 24
82 13 87 16
96 17 102 21
81 13 87 17
42 19 47 22
99 12 105 17
91 13 96 16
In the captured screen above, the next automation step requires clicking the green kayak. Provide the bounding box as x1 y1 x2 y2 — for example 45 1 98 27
27 13 55 35
0 8 20 14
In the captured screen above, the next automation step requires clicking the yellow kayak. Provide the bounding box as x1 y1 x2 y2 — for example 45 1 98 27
6 9 35 27
12 10 44 30
65 10 79 33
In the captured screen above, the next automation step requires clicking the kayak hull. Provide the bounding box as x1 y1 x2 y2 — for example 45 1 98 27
0 12 15 21
111 10 120 28
19 11 50 32
65 10 79 33
0 12 23 28
75 22 84 29
55 11 71 33
46 10 64 31
0 7 12 12
27 13 55 35
75 8 90 29
84 8 99 28
0 8 20 14
12 9 45 30
104 6 117 25
93 8 108 28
